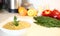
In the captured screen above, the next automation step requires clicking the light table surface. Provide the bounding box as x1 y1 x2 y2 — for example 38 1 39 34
0 11 60 36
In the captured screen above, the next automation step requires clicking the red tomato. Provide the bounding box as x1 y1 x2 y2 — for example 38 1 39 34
42 10 52 16
57 14 60 20
50 9 60 18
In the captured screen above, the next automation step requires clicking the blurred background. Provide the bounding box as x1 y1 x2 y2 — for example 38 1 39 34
0 0 28 13
0 0 60 13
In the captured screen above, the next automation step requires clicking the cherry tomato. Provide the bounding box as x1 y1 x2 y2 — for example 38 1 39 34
50 9 60 18
42 10 52 16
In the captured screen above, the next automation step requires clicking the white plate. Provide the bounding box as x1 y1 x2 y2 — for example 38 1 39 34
0 16 34 36
0 30 28 36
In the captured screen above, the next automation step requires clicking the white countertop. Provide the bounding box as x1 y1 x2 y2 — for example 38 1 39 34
0 11 18 23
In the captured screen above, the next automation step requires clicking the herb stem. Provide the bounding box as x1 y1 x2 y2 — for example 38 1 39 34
14 16 19 26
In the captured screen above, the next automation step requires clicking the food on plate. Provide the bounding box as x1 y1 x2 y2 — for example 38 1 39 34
18 7 27 16
3 16 30 30
34 16 60 27
27 8 38 17
42 10 52 16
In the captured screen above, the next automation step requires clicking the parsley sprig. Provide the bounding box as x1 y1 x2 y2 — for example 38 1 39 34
14 16 19 26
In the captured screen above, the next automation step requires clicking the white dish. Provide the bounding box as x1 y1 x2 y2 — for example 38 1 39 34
0 16 33 36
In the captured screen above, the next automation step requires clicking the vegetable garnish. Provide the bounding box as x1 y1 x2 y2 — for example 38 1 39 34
14 16 19 26
34 16 60 28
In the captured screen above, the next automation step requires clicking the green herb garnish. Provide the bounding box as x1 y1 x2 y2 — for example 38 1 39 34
34 16 60 28
14 16 19 26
